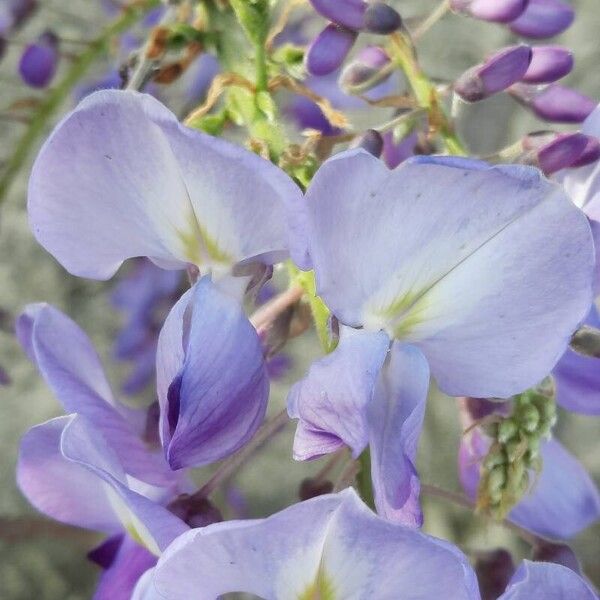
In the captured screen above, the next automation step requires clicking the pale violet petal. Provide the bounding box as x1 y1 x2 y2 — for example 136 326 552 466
499 560 598 599
288 326 390 460
368 342 429 527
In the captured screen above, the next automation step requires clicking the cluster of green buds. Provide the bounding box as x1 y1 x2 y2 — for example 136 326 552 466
476 381 557 519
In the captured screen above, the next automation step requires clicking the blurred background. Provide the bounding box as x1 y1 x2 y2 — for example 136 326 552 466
1 1 599 598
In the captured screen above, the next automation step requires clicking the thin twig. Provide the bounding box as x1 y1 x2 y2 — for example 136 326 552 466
194 409 290 498
421 483 544 547
250 284 304 333
411 0 451 41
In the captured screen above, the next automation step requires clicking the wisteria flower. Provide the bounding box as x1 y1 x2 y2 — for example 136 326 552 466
135 488 480 600
28 89 302 281
288 150 595 525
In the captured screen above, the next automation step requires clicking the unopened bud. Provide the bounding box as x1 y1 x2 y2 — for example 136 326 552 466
339 45 391 93
299 477 334 500
353 129 384 157
364 2 402 34
498 418 518 443
18 30 59 88
475 549 515 600
522 46 573 84
167 494 223 528
517 403 540 432
509 0 574 39
511 83 596 124
450 0 528 23
522 131 589 174
306 24 357 76
309 0 367 31
570 324 600 359
532 542 582 574
570 137 600 168
455 45 532 102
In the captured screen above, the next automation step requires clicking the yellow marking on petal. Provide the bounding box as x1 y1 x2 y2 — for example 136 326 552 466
176 214 234 267
365 287 432 340
298 567 336 600
107 487 161 556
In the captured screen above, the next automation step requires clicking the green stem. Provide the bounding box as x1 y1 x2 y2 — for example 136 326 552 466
357 449 375 510
0 0 159 203
255 41 268 91
389 32 466 156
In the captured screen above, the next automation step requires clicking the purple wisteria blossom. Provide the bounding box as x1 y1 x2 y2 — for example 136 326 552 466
287 150 595 526
28 90 302 280
135 488 480 600
156 277 269 469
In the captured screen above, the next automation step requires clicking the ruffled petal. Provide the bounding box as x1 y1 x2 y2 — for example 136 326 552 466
60 415 188 553
29 90 301 279
305 150 594 397
150 489 480 600
17 416 121 533
156 277 269 469
287 326 390 460
16 303 176 487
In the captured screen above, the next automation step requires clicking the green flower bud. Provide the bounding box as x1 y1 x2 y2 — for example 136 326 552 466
517 404 540 433
498 418 519 443
483 444 508 470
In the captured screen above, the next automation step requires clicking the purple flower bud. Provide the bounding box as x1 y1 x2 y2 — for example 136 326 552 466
19 30 59 88
354 129 384 157
309 0 367 31
167 494 223 529
524 131 590 174
365 2 402 35
474 549 515 600
531 542 582 574
364 2 402 34
511 83 596 123
521 46 573 84
382 130 418 168
455 45 532 102
450 0 529 23
570 136 600 168
339 45 391 93
509 0 574 39
306 24 357 76
8 0 38 30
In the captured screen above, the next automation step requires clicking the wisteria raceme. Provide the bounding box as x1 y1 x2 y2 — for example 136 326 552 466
4 0 600 598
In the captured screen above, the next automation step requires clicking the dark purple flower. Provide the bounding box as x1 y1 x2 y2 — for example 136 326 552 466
521 46 573 84
450 0 529 23
455 45 532 102
354 129 385 157
18 30 59 88
509 0 574 39
305 23 357 76
523 131 591 174
309 0 367 30
510 83 596 123
363 2 402 34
